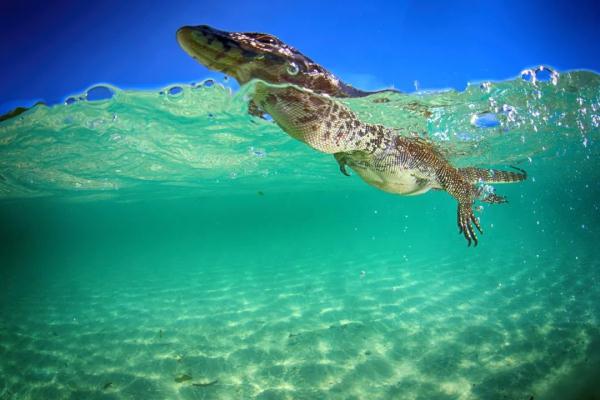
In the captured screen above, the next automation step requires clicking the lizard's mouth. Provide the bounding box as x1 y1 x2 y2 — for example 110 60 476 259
177 25 297 85
177 25 247 80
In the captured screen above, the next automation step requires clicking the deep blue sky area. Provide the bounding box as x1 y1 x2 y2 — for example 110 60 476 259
1 0 599 112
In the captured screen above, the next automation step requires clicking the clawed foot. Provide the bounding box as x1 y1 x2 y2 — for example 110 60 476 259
458 203 483 246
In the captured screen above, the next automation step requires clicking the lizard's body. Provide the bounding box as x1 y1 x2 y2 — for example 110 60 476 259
253 83 526 245
177 25 527 245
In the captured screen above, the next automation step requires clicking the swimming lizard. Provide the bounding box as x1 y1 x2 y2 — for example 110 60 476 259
176 25 526 245
252 83 526 246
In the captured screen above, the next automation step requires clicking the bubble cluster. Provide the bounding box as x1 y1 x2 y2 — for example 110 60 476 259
1 68 598 200
520 66 559 86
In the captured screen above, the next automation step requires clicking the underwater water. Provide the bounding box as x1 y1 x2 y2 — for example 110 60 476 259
1 68 599 399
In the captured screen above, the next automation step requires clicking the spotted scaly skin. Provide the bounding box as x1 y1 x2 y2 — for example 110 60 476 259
176 25 434 120
253 83 526 246
177 25 381 98
176 25 525 246
457 167 527 185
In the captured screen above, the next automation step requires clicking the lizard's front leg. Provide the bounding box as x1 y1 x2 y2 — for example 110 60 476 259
248 99 265 118
334 153 351 176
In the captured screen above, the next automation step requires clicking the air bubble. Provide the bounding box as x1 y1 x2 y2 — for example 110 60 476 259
535 68 553 82
167 86 183 96
456 132 474 141
478 183 495 196
521 70 534 82
433 131 450 141
85 85 115 101
502 104 514 113
520 66 559 85
248 146 266 158
287 62 299 76
203 79 215 87
65 97 78 105
502 104 518 123
470 113 500 128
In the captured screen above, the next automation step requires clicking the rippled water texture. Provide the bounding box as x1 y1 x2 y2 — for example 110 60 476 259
0 68 598 200
1 68 599 399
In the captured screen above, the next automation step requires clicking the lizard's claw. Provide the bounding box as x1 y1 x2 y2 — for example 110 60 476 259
334 153 351 176
458 203 483 246
339 163 350 176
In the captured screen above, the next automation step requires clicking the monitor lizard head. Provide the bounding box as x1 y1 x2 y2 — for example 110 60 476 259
177 25 367 97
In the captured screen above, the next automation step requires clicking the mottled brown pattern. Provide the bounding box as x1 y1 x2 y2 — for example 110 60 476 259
177 25 401 99
253 83 526 246
309 95 326 106
176 24 526 246
295 114 320 124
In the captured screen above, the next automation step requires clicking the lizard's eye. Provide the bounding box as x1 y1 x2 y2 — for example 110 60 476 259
287 62 300 76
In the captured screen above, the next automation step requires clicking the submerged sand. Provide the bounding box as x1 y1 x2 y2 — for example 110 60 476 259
0 246 598 400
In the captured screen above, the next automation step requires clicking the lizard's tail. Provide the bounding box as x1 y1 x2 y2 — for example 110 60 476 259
459 166 527 184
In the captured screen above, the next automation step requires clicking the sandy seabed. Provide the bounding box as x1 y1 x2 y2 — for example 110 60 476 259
1 247 599 400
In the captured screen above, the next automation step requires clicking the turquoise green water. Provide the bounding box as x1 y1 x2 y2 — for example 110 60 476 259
1 70 599 399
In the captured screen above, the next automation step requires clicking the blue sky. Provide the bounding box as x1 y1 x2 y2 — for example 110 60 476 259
1 0 599 112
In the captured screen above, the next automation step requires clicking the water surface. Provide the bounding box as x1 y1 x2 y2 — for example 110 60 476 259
1 68 599 399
